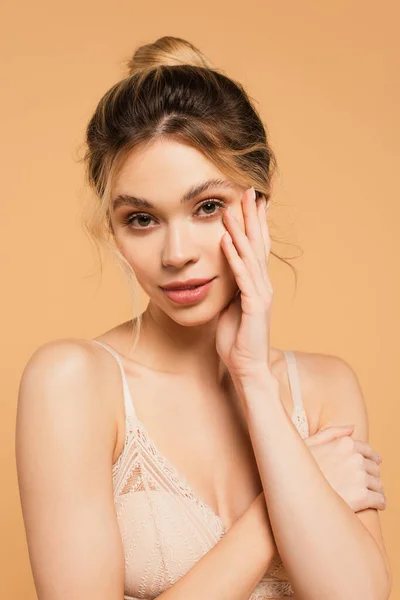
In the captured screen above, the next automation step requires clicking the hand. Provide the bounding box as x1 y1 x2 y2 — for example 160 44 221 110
305 425 386 512
216 187 274 382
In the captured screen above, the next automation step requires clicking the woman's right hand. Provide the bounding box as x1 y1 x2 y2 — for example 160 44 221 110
304 425 386 513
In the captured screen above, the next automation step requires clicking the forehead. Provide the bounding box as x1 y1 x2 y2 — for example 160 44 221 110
112 138 241 206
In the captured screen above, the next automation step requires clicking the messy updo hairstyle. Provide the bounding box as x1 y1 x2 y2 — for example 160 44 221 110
79 36 297 350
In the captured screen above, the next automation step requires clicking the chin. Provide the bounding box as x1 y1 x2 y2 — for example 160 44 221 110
168 310 219 328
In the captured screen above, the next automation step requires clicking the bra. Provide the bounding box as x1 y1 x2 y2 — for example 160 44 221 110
92 340 309 599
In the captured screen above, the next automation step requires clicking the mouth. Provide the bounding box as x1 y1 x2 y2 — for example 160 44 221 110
160 277 217 305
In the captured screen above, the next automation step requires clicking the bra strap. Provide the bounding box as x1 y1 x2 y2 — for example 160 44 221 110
283 350 304 413
92 340 135 419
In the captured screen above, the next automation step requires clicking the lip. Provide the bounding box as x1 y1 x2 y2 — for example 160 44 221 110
160 277 216 305
160 277 215 291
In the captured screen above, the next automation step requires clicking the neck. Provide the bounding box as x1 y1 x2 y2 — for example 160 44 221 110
126 302 227 385
123 302 281 386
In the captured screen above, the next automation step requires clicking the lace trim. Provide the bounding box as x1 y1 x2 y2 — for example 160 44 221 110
113 404 309 599
291 405 309 439
114 403 309 480
250 579 295 598
114 415 226 539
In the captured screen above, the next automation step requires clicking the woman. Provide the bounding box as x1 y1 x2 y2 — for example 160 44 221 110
16 36 391 599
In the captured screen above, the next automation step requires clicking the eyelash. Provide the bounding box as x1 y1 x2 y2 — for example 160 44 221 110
121 199 227 229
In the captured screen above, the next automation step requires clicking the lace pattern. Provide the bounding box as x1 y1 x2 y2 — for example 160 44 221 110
291 405 309 439
104 343 309 599
111 404 309 599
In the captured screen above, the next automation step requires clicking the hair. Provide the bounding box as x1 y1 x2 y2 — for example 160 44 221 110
78 36 299 351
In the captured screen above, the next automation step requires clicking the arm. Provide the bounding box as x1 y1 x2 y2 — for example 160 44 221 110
16 340 126 600
235 353 392 600
157 491 276 600
16 339 277 600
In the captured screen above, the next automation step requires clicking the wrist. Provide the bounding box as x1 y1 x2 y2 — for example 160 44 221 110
234 369 281 407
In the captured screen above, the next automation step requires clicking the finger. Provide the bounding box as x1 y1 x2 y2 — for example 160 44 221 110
353 440 381 464
366 474 385 495
317 425 355 435
242 188 268 283
257 195 272 264
221 231 258 299
222 205 265 296
305 425 354 445
256 196 273 295
364 458 380 478
363 490 386 511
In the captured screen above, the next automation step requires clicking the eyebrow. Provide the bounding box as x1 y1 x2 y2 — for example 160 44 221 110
112 178 234 211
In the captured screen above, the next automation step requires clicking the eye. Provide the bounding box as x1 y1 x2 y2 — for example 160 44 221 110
122 213 155 228
121 199 227 230
196 199 226 217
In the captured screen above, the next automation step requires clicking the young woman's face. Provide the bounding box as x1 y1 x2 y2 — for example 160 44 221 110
110 138 248 327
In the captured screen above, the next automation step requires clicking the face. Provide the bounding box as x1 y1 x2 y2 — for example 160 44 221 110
110 138 248 327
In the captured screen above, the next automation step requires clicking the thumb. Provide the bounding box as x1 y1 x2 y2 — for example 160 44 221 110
305 424 355 446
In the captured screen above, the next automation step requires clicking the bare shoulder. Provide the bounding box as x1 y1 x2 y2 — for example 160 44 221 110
20 337 124 394
285 350 365 436
17 338 121 458
20 339 102 408
292 350 371 439
20 337 100 381
289 349 359 388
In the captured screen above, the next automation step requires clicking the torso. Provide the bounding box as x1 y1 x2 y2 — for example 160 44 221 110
92 325 322 531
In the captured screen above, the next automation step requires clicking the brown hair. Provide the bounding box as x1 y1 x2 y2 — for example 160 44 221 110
78 36 297 349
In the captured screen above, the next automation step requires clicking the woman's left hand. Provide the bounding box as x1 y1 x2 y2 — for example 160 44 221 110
216 186 274 383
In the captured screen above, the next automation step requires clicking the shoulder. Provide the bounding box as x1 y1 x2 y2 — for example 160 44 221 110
289 350 360 387
20 337 99 379
17 338 120 447
291 350 368 440
19 338 113 405
20 337 123 388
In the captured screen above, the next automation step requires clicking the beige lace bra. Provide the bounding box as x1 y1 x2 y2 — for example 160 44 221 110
93 341 309 599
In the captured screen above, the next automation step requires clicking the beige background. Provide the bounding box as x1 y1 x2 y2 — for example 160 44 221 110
1 0 399 598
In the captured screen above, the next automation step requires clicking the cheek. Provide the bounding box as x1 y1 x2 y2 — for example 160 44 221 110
117 240 156 280
116 227 236 288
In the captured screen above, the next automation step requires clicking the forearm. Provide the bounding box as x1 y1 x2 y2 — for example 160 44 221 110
238 373 390 600
156 492 276 600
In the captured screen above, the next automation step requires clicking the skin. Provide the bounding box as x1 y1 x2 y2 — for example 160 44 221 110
99 138 322 525
16 138 390 599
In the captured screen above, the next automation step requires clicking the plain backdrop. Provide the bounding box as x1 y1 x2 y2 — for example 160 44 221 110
1 0 399 598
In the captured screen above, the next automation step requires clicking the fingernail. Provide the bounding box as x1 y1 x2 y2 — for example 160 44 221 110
250 186 256 201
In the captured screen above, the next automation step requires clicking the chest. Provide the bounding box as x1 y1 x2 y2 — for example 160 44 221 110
112 368 305 600
114 366 312 530
138 376 264 522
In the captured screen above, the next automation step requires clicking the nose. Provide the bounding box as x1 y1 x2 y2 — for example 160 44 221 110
161 223 200 268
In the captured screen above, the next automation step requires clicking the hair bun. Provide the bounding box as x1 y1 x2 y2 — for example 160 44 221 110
125 36 213 77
